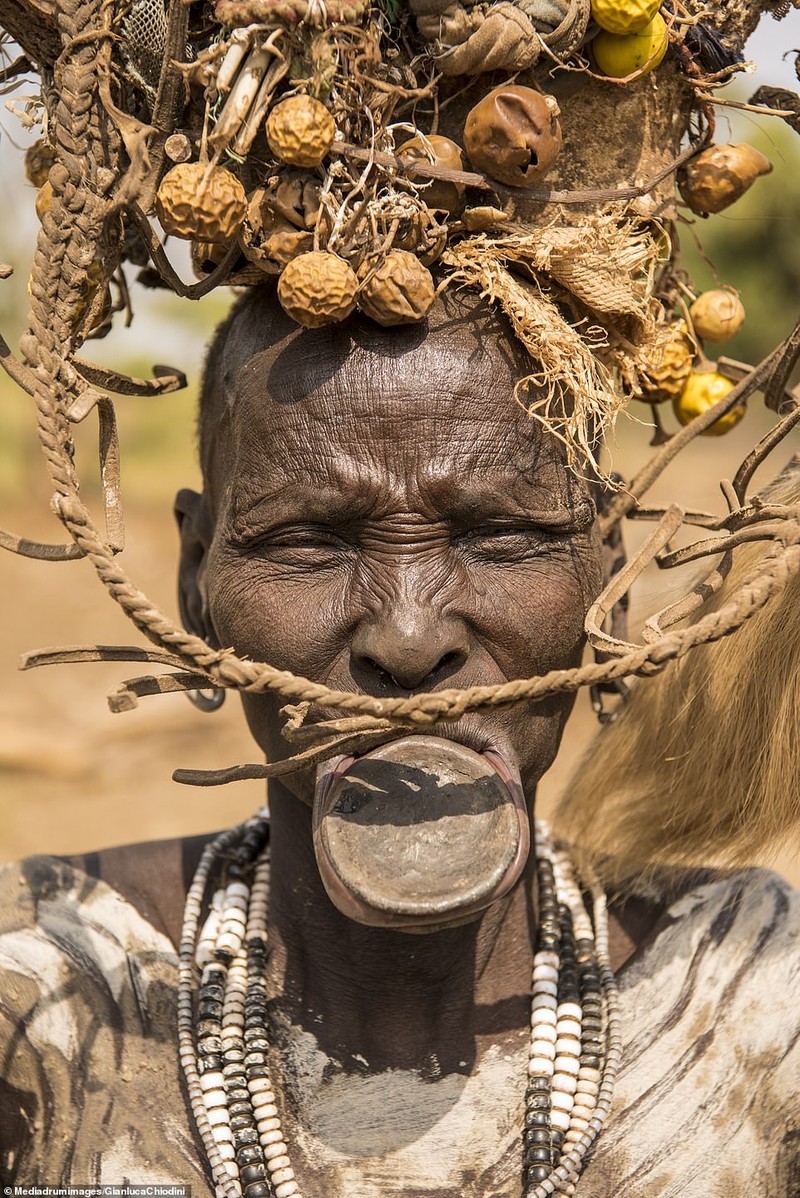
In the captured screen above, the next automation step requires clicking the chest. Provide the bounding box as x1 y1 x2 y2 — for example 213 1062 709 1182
277 1034 529 1198
7 1016 787 1198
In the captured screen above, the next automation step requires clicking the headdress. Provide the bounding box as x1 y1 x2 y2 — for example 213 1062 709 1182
1 0 800 874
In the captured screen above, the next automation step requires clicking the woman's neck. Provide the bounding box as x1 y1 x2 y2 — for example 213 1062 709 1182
264 783 538 1073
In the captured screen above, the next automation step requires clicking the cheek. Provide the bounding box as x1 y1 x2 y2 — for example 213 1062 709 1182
205 552 354 791
466 541 602 675
205 551 355 678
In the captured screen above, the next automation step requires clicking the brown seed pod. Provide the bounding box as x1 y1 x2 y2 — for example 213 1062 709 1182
191 240 264 285
266 95 336 169
242 186 274 241
155 163 247 243
258 222 314 271
638 321 695 404
392 207 448 266
463 86 562 188
266 171 322 230
461 206 511 233
240 188 314 274
396 134 465 214
358 250 436 327
678 143 773 216
278 251 358 328
25 139 56 188
689 290 745 343
191 240 228 277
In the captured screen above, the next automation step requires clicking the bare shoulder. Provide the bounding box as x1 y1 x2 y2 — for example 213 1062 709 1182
59 829 220 947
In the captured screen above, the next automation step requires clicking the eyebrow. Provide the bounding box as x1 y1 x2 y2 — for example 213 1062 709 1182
228 476 595 536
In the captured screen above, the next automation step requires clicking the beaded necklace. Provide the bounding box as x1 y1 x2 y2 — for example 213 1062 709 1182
179 816 621 1198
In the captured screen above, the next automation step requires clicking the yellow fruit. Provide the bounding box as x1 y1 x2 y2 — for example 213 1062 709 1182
278 251 358 328
678 143 773 216
638 321 694 404
155 163 247 243
396 135 465 214
358 251 436 327
689 290 745 343
591 0 660 35
592 13 668 78
673 371 746 436
266 96 336 169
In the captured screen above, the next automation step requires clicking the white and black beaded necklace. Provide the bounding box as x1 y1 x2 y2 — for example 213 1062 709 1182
179 816 621 1198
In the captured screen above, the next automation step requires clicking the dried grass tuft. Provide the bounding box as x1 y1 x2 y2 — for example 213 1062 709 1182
442 211 661 480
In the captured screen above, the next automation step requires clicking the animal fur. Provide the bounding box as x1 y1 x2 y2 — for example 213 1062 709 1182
554 456 800 891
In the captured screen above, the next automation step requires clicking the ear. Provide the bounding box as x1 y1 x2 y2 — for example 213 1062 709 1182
175 487 217 646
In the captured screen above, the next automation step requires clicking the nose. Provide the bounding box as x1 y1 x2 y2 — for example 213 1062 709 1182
350 598 470 692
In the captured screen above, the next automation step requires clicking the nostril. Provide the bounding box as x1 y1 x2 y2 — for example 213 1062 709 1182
437 649 465 674
361 647 466 691
364 658 402 688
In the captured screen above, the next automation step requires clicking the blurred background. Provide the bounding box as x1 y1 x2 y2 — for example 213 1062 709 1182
1 14 799 884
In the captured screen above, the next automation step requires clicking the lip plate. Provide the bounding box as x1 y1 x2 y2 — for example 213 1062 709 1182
313 735 530 930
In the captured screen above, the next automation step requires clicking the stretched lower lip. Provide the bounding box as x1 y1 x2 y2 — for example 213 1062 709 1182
312 736 530 931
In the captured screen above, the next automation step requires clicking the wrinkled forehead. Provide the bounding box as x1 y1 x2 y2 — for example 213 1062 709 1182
218 291 526 400
203 293 591 511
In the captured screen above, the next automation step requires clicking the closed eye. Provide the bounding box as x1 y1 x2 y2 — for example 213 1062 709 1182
455 525 566 561
234 525 352 567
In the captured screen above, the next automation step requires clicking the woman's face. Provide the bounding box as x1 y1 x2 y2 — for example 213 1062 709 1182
179 305 603 807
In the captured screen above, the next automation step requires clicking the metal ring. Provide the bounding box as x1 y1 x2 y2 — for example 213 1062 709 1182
186 686 227 712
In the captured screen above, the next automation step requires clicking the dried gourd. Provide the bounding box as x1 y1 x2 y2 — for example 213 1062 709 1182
464 86 562 187
266 96 336 169
155 163 247 243
359 251 436 326
278 251 359 328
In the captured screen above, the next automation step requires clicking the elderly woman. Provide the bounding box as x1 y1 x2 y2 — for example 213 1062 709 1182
1 288 798 1197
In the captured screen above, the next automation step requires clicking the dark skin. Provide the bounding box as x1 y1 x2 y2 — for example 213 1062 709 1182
172 293 661 1196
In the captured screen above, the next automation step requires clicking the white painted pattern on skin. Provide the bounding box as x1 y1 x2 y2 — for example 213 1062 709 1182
274 1013 526 1195
0 930 81 1058
2 858 800 1196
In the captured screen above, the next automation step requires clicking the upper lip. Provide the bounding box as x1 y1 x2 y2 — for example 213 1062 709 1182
364 716 512 765
291 703 518 770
